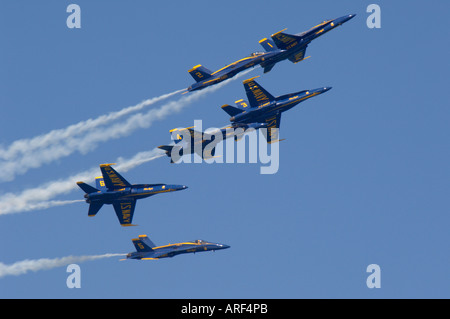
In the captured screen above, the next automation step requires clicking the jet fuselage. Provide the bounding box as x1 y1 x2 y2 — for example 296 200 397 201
229 87 332 124
85 184 187 204
127 240 230 260
260 14 356 70
187 51 280 92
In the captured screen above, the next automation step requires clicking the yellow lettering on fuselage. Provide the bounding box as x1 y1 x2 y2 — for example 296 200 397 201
286 41 298 50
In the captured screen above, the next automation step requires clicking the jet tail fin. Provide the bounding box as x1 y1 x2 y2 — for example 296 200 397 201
188 65 213 82
234 99 251 109
259 38 277 52
132 235 156 252
76 182 99 194
95 177 107 191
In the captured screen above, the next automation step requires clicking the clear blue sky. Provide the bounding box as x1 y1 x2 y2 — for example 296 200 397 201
0 1 449 298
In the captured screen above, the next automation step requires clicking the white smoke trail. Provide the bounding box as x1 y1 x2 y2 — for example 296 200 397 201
11 199 86 213
0 254 125 278
0 148 166 215
0 89 183 182
0 68 255 182
0 88 183 161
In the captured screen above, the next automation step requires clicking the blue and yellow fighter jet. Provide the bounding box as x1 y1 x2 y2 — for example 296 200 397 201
158 123 267 162
186 14 355 92
221 76 332 143
257 13 356 73
76 164 188 226
124 234 230 260
186 50 279 92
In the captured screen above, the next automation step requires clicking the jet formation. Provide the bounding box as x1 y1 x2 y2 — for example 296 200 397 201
73 13 356 260
159 76 331 163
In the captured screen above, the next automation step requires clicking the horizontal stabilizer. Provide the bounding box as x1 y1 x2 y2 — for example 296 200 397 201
221 104 245 117
188 65 212 83
263 63 276 73
88 202 103 217
76 182 99 194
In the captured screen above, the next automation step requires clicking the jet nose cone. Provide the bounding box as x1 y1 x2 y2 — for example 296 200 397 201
344 14 356 22
171 184 188 191
337 14 356 25
219 244 230 250
322 87 332 93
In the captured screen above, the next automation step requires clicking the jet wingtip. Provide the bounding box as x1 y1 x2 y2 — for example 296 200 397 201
99 163 117 167
271 28 287 37
242 76 260 84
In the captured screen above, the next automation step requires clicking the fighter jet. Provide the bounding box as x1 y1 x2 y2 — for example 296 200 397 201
258 14 356 73
124 234 230 260
185 14 355 92
186 50 279 92
158 123 267 162
76 164 188 226
221 76 331 143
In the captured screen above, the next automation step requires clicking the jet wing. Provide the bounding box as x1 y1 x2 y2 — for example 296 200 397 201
243 76 275 107
271 29 298 50
288 45 308 64
100 164 132 190
263 112 281 144
113 199 137 226
171 127 202 141
186 127 204 140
